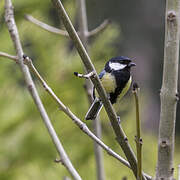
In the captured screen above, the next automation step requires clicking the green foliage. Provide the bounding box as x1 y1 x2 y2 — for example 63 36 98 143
1 1 180 180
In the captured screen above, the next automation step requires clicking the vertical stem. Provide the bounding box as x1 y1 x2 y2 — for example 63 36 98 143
77 0 93 103
156 0 180 179
77 0 105 179
77 0 88 49
133 84 142 180
92 118 105 180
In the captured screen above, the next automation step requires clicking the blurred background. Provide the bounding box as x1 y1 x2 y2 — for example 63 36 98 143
0 0 180 179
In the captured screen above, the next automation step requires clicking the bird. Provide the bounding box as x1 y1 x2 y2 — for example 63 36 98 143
85 56 136 120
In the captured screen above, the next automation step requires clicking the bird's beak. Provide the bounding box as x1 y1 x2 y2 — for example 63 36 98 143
128 62 136 67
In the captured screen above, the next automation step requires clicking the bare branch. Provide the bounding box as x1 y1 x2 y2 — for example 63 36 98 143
25 14 69 36
0 51 18 62
50 0 150 179
24 55 151 180
88 19 110 37
4 1 81 180
23 55 131 169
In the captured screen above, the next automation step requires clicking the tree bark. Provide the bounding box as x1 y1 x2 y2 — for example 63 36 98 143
156 1 180 179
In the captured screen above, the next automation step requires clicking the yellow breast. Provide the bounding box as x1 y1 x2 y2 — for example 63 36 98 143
118 76 132 101
101 73 117 93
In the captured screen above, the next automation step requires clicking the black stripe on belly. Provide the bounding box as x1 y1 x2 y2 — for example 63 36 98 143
109 70 130 104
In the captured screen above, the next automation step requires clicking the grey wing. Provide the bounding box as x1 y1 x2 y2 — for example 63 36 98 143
99 69 106 79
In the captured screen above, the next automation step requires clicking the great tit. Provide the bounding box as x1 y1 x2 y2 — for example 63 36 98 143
85 56 136 120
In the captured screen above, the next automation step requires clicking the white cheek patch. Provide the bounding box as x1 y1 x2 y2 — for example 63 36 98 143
109 62 127 70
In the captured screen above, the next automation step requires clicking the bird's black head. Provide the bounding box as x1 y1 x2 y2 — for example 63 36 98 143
105 56 136 72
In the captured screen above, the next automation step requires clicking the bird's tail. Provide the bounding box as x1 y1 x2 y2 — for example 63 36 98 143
85 98 103 120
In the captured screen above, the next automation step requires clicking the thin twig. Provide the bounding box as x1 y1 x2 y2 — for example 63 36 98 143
23 55 131 169
24 15 109 38
133 83 142 180
0 51 18 62
88 19 110 37
25 14 69 36
4 1 81 180
50 0 150 179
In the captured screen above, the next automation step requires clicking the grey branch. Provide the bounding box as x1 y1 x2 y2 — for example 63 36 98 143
155 1 180 180
77 0 105 179
23 55 131 169
25 14 69 36
25 14 109 38
0 51 18 62
4 1 81 180
25 55 151 180
50 0 150 179
88 19 110 37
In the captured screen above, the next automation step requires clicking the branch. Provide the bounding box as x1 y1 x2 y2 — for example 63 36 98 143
25 55 156 180
4 1 81 180
156 1 180 179
133 83 142 180
77 0 105 179
22 56 155 178
50 0 149 179
0 51 18 62
23 55 131 169
25 14 69 36
88 19 110 37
